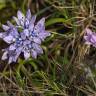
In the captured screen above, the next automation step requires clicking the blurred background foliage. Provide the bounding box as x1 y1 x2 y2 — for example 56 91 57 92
0 0 96 96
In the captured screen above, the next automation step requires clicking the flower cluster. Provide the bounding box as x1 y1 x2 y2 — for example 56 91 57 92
0 9 51 64
84 28 96 47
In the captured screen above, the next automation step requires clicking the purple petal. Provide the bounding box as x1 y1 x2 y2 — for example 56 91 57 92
33 37 41 44
9 27 19 38
17 10 25 26
33 43 43 54
3 35 14 43
33 18 45 36
84 34 91 45
2 51 8 60
9 44 16 50
0 33 3 38
26 9 31 20
29 24 34 32
90 35 96 43
24 18 30 28
14 48 22 62
23 40 31 46
84 35 88 40
0 32 10 38
13 16 20 25
24 51 30 60
17 10 25 20
20 32 26 40
37 18 45 27
38 31 51 41
35 18 45 31
30 15 36 25
7 21 14 27
8 57 13 64
31 49 37 58
85 28 93 35
23 29 29 37
29 15 36 31
2 25 10 31
16 47 23 53
2 26 18 38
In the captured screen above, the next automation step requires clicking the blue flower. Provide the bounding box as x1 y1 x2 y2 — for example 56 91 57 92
0 9 51 64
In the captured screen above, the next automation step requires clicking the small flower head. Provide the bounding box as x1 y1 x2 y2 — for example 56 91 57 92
84 28 96 47
0 9 51 64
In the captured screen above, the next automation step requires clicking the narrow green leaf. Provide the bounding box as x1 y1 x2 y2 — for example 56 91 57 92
46 18 67 27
